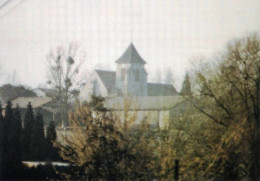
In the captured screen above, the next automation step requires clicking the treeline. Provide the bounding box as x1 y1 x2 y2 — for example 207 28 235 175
0 101 60 179
59 34 260 181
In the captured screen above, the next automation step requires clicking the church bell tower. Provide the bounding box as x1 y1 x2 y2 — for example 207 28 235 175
115 43 148 96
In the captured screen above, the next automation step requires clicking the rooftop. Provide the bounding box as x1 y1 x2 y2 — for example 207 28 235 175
115 43 146 64
95 70 116 90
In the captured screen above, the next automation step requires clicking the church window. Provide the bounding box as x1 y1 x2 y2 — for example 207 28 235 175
121 69 125 81
135 70 140 82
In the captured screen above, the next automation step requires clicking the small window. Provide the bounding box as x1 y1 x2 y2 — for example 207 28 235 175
135 70 140 82
121 69 125 81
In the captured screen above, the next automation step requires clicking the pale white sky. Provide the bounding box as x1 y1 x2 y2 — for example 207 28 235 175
0 0 259 89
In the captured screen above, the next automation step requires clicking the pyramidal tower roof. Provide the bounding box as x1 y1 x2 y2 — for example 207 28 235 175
115 43 146 64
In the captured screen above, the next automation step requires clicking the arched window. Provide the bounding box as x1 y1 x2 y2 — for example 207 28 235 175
135 69 140 82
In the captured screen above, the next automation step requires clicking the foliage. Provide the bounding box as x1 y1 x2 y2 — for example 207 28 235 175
31 112 46 160
2 101 13 166
0 102 24 179
46 120 60 161
0 103 4 176
9 105 23 164
22 102 34 160
184 34 260 180
59 96 129 180
46 120 57 142
0 101 63 179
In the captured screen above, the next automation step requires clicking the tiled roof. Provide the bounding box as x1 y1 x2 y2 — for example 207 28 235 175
95 70 116 90
147 83 178 96
105 96 184 110
115 43 146 64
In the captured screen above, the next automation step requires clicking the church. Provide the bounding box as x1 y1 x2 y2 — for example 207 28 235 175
79 43 178 100
79 43 185 128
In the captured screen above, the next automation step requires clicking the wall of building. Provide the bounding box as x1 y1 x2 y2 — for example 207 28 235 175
33 89 46 97
111 109 170 128
79 71 108 102
116 63 147 96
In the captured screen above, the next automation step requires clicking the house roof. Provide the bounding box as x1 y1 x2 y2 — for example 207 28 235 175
9 97 52 109
95 70 116 90
147 83 178 96
115 43 146 64
34 88 58 97
105 96 184 110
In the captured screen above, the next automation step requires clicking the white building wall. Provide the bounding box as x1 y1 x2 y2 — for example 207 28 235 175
111 109 170 128
33 89 46 97
116 63 147 96
79 71 108 102
127 63 147 96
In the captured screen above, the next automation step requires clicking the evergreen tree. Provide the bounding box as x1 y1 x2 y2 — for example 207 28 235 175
0 103 4 176
9 105 22 164
181 73 192 96
22 102 34 160
46 121 57 142
1 101 13 177
31 112 45 160
46 121 58 160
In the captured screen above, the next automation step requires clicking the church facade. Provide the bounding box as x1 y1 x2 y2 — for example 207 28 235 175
79 43 178 101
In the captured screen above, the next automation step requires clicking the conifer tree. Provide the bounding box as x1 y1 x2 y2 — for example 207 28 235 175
46 121 57 160
0 104 4 176
181 73 192 96
0 101 13 176
46 121 57 143
3 101 12 138
9 105 22 164
22 102 34 160
3 101 12 160
31 112 45 160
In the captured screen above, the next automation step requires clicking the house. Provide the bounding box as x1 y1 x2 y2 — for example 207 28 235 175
79 43 185 128
0 84 37 104
8 97 59 125
33 88 58 98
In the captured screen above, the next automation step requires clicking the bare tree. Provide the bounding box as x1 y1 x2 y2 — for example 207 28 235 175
163 68 175 85
46 43 86 127
153 68 162 83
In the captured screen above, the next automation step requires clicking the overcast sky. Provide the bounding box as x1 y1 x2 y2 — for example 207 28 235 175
0 0 259 89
